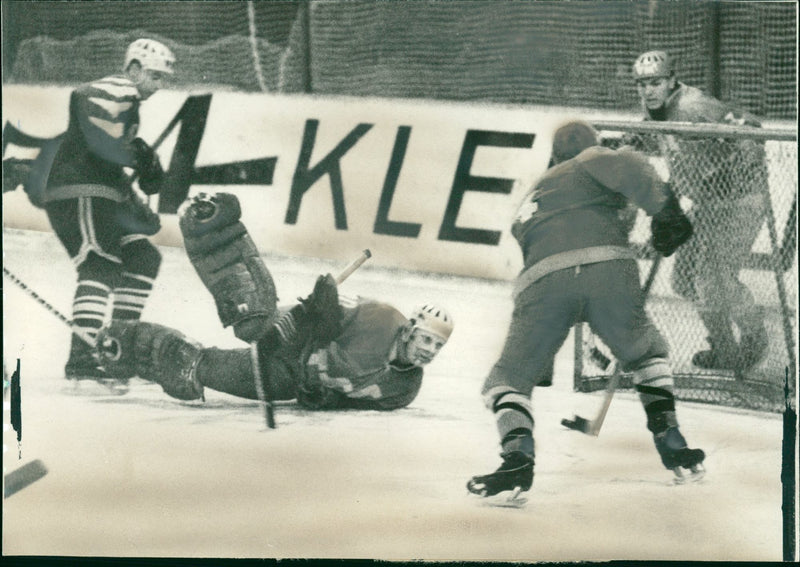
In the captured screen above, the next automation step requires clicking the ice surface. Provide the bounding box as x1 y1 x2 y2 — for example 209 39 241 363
2 228 790 561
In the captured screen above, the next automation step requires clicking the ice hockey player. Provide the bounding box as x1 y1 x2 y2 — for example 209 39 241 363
630 50 769 374
94 193 454 411
41 38 175 387
467 120 705 504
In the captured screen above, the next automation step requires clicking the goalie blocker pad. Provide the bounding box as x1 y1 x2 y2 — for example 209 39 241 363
179 192 278 342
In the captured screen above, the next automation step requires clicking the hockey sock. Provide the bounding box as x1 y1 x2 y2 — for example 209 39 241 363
632 357 677 433
112 271 154 320
113 238 161 320
72 279 112 345
488 389 534 458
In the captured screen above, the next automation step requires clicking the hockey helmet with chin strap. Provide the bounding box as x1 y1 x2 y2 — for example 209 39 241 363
633 50 674 81
124 39 175 75
409 303 454 341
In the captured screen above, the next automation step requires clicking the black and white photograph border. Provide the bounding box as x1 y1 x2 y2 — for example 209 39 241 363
2 0 797 562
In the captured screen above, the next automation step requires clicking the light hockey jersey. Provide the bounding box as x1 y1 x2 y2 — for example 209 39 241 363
642 83 766 202
302 297 424 411
44 74 142 203
511 146 670 284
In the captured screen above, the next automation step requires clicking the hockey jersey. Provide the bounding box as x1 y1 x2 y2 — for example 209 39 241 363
642 83 766 202
511 146 670 295
301 297 424 411
44 74 142 203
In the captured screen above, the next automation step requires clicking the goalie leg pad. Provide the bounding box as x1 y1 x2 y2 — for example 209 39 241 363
179 192 242 237
180 193 278 342
97 321 204 401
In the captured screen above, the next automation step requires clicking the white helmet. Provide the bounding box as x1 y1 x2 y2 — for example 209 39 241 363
124 39 175 74
633 50 674 80
409 304 454 341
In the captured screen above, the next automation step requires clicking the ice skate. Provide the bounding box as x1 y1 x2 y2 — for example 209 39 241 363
653 426 706 484
467 451 533 507
691 337 739 371
737 326 768 374
64 335 129 395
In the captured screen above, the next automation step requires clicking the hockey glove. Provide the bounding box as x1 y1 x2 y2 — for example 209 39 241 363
269 274 343 355
298 274 343 344
131 137 164 195
296 383 342 410
651 193 693 257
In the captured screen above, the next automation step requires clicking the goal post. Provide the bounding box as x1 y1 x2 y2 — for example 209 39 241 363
574 120 797 413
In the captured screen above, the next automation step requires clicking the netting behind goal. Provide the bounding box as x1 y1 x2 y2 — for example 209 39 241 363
574 122 797 413
3 1 796 120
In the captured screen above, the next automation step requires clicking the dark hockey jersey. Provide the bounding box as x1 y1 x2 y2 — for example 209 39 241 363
44 74 141 203
302 296 424 411
511 146 670 292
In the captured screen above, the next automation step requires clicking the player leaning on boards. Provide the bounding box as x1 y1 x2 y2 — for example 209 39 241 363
467 121 705 505
94 192 454 412
41 39 173 386
630 50 769 375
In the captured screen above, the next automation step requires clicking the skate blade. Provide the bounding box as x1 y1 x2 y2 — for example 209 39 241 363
63 378 130 397
472 486 529 508
671 463 706 485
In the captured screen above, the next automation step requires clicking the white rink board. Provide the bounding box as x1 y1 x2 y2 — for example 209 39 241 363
2 86 635 280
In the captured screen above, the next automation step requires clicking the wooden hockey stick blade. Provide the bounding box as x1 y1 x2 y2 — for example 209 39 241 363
4 459 48 498
335 249 372 284
561 415 593 433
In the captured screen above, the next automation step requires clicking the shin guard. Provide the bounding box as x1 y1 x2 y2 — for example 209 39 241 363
96 321 205 401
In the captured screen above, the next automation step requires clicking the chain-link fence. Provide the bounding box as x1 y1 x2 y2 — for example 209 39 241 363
575 121 797 413
3 1 796 120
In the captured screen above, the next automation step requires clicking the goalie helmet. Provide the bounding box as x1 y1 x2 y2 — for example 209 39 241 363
633 50 673 80
124 38 175 74
551 120 598 164
409 303 454 341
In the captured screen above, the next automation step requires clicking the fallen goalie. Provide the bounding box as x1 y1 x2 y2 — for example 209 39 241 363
94 193 454 413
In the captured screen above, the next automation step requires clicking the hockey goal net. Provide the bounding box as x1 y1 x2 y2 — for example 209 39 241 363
575 121 797 413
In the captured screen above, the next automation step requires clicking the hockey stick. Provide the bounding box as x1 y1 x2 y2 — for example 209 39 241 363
254 249 373 429
562 254 663 436
334 249 373 284
3 266 96 347
128 104 183 183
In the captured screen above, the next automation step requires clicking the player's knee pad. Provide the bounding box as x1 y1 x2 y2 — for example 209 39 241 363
120 239 162 279
179 192 277 342
96 321 204 401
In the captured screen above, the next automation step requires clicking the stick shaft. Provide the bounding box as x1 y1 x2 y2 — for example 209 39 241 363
587 254 662 436
256 249 372 429
335 249 372 285
3 267 96 347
